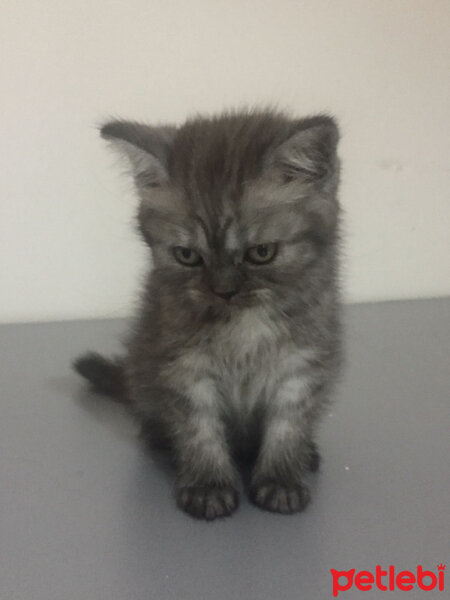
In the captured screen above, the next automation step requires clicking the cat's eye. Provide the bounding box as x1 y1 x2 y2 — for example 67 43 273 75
173 246 203 267
244 243 278 265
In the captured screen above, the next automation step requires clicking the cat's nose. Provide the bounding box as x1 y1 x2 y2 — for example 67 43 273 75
213 289 238 301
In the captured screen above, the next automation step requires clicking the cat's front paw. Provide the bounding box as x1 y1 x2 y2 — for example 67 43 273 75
176 484 239 520
250 479 310 514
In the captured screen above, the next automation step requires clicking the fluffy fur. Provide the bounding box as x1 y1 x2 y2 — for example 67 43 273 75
74 108 342 520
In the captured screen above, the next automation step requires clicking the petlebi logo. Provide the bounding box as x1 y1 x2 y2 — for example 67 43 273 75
330 564 446 597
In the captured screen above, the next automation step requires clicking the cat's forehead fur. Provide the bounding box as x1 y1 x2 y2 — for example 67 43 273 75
170 112 294 197
167 112 302 246
101 109 339 251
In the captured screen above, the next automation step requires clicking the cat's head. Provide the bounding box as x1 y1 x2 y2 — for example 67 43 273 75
101 110 340 316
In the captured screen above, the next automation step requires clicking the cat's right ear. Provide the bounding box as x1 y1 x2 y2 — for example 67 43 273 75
271 116 339 184
100 120 177 188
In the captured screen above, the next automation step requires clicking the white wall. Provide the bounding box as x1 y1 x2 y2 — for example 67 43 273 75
1 0 449 323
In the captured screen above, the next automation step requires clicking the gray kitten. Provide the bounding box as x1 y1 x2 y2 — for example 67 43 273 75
74 109 342 520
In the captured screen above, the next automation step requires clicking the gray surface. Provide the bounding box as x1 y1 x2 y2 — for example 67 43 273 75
1 299 449 600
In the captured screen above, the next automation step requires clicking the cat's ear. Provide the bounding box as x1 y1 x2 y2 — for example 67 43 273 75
272 116 339 183
100 120 176 188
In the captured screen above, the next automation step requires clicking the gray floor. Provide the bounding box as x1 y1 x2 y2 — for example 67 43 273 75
0 299 449 600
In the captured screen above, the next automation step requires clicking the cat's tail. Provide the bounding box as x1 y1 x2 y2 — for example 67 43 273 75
73 352 128 402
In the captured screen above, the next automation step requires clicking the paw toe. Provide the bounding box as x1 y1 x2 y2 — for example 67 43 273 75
250 480 310 514
176 485 238 520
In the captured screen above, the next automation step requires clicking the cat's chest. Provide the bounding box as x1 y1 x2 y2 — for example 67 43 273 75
207 307 286 410
171 308 308 413
211 307 281 365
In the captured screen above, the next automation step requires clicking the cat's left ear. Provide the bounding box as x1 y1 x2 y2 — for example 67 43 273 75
272 116 339 184
100 120 177 188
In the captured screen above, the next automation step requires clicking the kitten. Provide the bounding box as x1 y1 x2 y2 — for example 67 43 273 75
74 109 342 520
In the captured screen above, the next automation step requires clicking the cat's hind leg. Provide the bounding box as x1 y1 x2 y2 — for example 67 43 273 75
307 440 321 472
